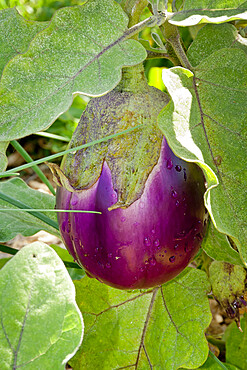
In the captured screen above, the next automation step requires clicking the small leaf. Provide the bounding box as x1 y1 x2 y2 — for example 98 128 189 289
0 242 84 369
187 23 247 66
158 48 247 264
203 222 244 266
0 177 59 242
0 0 146 141
70 268 211 369
224 314 247 369
0 8 48 77
169 1 247 26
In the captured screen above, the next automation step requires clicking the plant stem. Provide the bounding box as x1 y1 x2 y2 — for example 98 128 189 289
10 140 56 195
161 21 192 70
124 0 149 27
146 50 178 65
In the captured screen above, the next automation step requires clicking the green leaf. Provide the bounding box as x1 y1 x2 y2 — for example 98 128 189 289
224 314 247 369
0 0 146 141
158 48 247 264
0 177 59 242
0 241 84 369
169 1 247 26
203 222 244 266
195 353 239 369
187 23 247 66
0 8 48 77
70 268 211 369
0 141 8 172
183 0 246 7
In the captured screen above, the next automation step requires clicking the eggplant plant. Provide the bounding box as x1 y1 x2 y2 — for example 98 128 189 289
0 0 246 369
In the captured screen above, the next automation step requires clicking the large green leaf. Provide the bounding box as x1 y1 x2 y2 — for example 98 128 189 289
0 242 84 369
224 314 247 369
0 8 49 166
202 222 244 266
0 8 48 77
158 48 247 264
70 268 211 369
187 23 247 66
0 0 146 141
0 177 59 242
183 0 246 7
169 1 247 26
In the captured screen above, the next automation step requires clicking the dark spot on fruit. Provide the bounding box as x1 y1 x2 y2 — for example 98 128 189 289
175 165 182 172
183 169 187 181
169 256 175 263
32 254 37 258
195 233 203 241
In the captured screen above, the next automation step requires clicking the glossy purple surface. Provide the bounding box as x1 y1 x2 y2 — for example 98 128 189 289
57 139 208 289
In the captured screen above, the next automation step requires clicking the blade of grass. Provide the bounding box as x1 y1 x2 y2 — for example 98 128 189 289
0 125 141 177
0 244 18 255
0 191 59 230
1 173 20 177
0 209 102 214
10 140 56 195
208 350 229 370
35 132 70 142
0 244 80 269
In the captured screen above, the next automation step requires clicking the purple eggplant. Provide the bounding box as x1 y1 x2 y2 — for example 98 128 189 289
54 65 208 289
56 138 207 289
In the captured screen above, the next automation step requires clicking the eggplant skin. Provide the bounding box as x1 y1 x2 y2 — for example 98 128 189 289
56 138 208 290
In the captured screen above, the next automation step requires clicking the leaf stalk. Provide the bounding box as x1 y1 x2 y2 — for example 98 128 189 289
161 21 192 69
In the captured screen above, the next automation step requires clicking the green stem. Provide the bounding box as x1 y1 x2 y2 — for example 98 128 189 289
124 0 148 28
161 21 192 70
116 63 147 93
147 50 179 65
0 191 59 231
10 140 56 196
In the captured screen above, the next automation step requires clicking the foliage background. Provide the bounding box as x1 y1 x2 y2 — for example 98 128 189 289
0 0 246 369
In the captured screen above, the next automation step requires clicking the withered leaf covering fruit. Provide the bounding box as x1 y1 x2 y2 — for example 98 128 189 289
52 64 208 289
209 261 247 330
